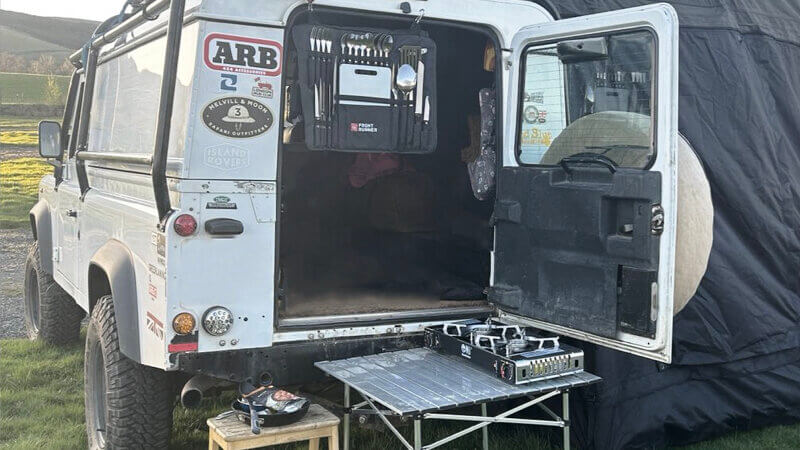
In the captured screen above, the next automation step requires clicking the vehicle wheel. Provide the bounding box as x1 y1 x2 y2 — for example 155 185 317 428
23 241 84 344
85 295 175 449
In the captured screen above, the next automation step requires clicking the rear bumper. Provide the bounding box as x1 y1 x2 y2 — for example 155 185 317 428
175 334 423 385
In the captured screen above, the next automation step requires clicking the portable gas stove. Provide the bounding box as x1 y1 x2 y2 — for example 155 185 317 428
424 319 584 385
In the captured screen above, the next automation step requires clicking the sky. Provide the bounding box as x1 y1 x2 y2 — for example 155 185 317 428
1 0 122 21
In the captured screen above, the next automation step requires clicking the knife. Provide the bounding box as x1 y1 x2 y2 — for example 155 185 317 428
415 59 425 116
314 85 320 119
423 96 430 123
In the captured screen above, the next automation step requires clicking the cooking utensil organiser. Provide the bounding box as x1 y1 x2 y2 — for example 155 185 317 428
292 24 437 153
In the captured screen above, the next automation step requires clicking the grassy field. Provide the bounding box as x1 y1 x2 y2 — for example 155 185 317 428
0 115 55 229
2 336 800 449
0 157 50 229
0 116 46 147
0 73 70 105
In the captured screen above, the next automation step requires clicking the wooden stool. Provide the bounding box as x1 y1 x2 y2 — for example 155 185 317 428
207 404 340 450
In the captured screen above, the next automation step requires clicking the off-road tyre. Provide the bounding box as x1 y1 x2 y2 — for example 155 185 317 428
85 295 174 449
23 241 84 344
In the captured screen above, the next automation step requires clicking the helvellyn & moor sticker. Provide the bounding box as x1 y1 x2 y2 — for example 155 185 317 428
203 97 273 138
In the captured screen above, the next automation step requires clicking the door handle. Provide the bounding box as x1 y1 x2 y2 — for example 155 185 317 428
65 209 77 218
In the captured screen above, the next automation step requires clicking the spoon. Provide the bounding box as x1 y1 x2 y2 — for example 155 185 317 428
396 64 417 98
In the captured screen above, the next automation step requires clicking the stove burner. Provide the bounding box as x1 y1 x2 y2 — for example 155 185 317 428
505 338 529 356
472 332 504 351
497 325 524 341
525 336 560 350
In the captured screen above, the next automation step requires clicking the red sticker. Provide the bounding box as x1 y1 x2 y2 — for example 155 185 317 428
204 33 282 76
168 342 198 353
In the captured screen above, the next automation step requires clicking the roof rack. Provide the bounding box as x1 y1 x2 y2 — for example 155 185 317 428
69 0 169 68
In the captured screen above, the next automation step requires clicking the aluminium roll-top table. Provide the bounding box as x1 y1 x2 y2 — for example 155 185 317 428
316 347 601 450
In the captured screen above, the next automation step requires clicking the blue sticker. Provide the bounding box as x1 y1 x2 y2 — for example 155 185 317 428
220 74 238 91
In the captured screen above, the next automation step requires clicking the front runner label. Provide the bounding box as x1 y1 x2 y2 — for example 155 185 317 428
204 33 282 76
202 97 273 138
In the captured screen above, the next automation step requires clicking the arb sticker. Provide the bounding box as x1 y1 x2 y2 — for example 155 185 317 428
204 33 282 76
202 97 273 138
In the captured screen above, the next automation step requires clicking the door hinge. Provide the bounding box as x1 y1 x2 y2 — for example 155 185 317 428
650 204 664 235
52 247 61 263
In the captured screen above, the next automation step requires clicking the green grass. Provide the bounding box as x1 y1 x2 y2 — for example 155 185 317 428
0 73 69 104
0 116 55 147
0 157 51 229
1 335 799 449
0 338 86 449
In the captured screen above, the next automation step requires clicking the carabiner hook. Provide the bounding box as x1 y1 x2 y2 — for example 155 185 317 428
414 8 425 25
307 0 314 12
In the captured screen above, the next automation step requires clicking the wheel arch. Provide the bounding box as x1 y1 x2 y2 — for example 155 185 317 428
29 200 53 275
88 240 141 362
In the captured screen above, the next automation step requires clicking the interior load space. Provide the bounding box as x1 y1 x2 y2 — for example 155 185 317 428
278 10 497 321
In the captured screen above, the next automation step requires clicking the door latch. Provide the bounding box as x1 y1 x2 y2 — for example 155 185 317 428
650 204 664 235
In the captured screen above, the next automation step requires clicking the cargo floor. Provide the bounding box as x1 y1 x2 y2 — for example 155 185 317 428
280 290 487 318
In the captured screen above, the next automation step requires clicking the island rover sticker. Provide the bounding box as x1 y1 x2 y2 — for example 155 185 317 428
202 97 273 138
204 144 250 171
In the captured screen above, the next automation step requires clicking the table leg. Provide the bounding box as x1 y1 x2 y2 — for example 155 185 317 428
330 425 340 450
414 419 422 450
344 384 351 450
309 437 320 450
481 403 489 450
208 429 221 450
563 390 570 450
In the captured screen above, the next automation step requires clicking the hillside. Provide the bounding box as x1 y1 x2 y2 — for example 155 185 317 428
0 9 99 62
0 72 69 104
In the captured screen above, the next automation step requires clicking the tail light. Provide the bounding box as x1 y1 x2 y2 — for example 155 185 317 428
172 312 196 335
174 214 197 236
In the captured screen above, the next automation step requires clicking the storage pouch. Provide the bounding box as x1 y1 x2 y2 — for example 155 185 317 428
291 24 437 153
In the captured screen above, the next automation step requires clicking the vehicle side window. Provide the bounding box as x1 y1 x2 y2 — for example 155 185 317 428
516 30 655 168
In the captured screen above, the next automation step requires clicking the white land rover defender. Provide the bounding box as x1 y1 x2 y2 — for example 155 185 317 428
26 0 704 447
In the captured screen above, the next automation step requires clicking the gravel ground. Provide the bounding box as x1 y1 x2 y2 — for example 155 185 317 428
1 146 38 338
0 146 39 338
0 228 32 339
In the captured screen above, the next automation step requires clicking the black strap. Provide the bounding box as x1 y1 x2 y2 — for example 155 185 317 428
337 94 408 106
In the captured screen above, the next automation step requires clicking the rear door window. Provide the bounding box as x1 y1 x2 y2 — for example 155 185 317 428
517 31 655 168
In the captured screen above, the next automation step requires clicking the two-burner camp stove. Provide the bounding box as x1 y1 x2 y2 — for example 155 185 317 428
424 319 585 385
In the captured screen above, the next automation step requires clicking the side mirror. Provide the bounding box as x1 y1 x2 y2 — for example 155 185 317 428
38 121 63 159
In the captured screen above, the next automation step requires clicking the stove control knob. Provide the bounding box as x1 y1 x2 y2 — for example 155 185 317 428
499 362 513 380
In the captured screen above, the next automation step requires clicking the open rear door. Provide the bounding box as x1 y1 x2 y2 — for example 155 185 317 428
492 4 679 362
